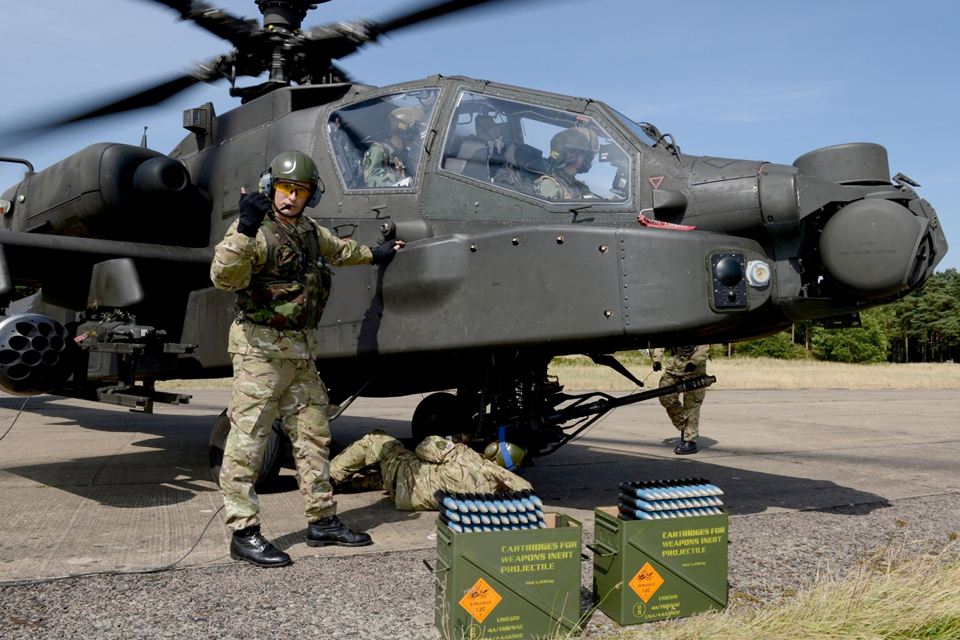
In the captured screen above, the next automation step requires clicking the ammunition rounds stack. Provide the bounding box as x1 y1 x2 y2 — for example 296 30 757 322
618 478 724 520
434 489 546 533
593 477 728 625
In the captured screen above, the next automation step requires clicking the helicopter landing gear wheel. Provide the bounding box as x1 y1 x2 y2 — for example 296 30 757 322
411 392 470 442
208 409 282 491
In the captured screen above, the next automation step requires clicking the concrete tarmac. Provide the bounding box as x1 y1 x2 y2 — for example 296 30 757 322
1 388 958 584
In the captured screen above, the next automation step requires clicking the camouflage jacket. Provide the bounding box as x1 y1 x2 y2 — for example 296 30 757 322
388 436 533 511
534 171 594 200
210 215 373 359
653 345 711 377
363 140 410 188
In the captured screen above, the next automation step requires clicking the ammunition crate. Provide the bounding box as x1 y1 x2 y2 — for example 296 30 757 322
592 506 727 624
434 513 582 640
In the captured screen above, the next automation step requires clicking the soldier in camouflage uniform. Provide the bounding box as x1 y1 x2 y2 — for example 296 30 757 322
534 127 600 200
211 150 403 568
362 107 426 188
330 431 532 510
653 345 711 455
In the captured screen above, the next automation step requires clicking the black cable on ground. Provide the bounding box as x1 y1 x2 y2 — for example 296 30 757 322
0 396 29 444
0 505 225 589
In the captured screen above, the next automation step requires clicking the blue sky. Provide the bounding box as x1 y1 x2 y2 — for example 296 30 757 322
2 0 957 269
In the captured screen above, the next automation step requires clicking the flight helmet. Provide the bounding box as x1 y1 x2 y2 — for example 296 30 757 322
262 150 322 208
549 127 599 172
484 440 528 471
388 107 426 141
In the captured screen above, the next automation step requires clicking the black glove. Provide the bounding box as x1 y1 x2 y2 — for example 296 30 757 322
684 362 697 373
370 239 400 265
652 361 662 372
236 191 273 237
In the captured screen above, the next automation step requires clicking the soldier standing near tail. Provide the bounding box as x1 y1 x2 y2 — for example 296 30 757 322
211 150 403 568
330 431 532 510
652 345 711 455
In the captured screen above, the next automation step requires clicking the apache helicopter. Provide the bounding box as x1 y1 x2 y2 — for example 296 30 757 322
0 0 948 485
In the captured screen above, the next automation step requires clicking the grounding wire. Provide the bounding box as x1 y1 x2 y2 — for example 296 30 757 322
0 396 29 444
0 505 225 588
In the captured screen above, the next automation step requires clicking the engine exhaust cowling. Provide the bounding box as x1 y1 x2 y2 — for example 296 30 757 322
0 314 74 396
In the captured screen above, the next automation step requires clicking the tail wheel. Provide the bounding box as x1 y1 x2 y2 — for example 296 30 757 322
208 409 283 491
411 392 470 442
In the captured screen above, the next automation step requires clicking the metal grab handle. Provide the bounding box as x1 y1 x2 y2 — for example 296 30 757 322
585 542 617 558
423 557 450 574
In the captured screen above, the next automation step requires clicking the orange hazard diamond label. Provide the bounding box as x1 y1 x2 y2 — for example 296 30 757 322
459 578 502 623
629 562 664 603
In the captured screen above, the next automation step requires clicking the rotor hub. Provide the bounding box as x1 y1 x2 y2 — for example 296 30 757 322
256 0 327 29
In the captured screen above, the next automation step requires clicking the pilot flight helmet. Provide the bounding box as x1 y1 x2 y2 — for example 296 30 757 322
265 150 321 207
484 440 527 471
549 127 599 172
388 106 426 140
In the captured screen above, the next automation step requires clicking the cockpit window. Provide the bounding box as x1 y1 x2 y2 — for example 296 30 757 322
610 108 658 148
327 89 440 190
441 91 631 203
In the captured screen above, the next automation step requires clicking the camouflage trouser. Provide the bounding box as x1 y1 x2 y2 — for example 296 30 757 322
220 353 335 531
330 430 408 493
659 372 707 442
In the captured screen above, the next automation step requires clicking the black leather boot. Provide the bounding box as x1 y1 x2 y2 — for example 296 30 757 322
230 526 292 568
306 516 373 547
674 439 698 455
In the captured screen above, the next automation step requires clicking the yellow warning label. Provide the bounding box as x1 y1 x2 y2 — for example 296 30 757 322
459 578 503 623
629 562 664 603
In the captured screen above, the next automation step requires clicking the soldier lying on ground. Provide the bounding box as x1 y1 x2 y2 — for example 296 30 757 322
329 430 532 510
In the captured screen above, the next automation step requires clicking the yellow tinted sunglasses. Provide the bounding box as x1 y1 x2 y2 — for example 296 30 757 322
274 182 311 199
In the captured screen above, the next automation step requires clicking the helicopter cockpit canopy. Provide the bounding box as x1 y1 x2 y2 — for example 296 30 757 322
327 89 440 190
440 91 632 203
609 108 660 148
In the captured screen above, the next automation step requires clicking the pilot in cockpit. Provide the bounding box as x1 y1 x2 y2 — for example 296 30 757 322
534 127 600 200
362 106 426 188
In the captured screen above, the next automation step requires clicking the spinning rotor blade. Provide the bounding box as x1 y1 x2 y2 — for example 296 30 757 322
0 58 229 146
304 0 545 62
141 0 261 49
376 0 531 36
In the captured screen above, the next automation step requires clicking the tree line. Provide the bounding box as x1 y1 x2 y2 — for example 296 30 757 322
733 269 960 364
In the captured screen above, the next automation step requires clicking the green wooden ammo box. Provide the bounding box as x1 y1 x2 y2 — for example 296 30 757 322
591 506 728 624
434 514 582 640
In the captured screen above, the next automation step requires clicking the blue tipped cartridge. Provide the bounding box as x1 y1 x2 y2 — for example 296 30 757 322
443 509 462 523
439 512 463 533
527 491 544 509
435 491 458 512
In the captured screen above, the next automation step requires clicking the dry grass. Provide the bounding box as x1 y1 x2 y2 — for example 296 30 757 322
549 356 960 391
156 356 960 392
601 534 960 640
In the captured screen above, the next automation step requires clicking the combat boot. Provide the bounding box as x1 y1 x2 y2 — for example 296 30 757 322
674 439 698 455
306 516 373 547
230 526 292 568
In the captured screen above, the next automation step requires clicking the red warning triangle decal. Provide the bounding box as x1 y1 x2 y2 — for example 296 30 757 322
649 176 664 190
